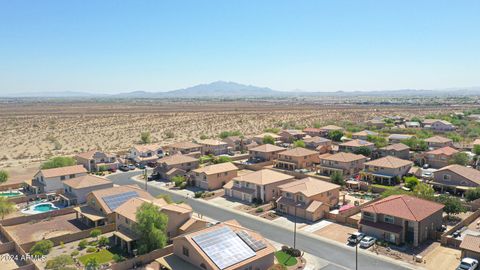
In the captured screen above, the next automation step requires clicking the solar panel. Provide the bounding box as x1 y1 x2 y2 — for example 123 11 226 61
102 191 139 211
237 230 267 251
192 226 255 269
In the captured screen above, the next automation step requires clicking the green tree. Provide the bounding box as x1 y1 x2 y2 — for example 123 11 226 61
140 131 152 144
219 130 242 139
156 194 173 204
171 175 186 187
473 145 480 156
85 257 99 270
263 135 275 145
403 176 419 190
98 236 109 247
436 195 466 217
0 170 8 184
134 202 168 254
449 152 470 166
328 130 344 142
199 134 208 140
446 132 462 143
366 135 388 148
380 187 410 198
330 171 345 186
353 146 372 156
465 187 480 202
0 197 15 219
213 156 233 164
264 127 281 134
413 183 434 200
293 140 305 148
45 255 75 270
41 156 76 169
89 228 101 240
30 240 54 256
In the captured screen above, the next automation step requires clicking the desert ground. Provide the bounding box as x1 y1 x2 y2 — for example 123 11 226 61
0 99 471 168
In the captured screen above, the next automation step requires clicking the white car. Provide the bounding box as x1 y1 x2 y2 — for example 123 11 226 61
359 236 376 248
457 258 479 270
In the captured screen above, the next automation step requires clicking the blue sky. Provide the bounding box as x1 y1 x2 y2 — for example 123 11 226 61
0 0 479 93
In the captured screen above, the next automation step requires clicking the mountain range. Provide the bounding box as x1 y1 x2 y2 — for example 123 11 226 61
2 81 480 98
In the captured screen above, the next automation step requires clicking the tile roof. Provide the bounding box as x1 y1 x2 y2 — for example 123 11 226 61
424 136 453 143
281 129 306 136
352 130 378 137
63 175 112 189
75 150 115 160
426 146 459 156
279 147 318 157
340 139 374 147
380 143 409 151
114 197 167 222
40 165 87 178
319 152 366 162
460 235 480 253
278 177 340 197
362 195 444 221
232 169 294 186
435 164 480 185
388 134 414 140
196 139 228 146
167 141 201 149
365 156 413 168
253 133 281 139
303 136 331 144
303 128 322 133
249 144 286 153
320 125 344 131
192 162 238 175
133 144 161 153
157 154 198 166
90 185 154 214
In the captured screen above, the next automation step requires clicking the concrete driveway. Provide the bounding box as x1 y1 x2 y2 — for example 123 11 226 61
422 245 460 270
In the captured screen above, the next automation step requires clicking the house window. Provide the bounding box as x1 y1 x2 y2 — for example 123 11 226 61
60 176 66 180
286 193 292 199
297 195 304 202
69 174 75 179
125 218 129 224
183 246 189 257
384 215 395 224
200 263 206 269
363 211 375 222
443 174 451 181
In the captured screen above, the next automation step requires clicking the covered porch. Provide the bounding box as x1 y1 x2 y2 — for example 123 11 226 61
274 160 298 171
74 205 107 227
361 172 397 186
59 193 78 207
316 165 344 176
113 226 139 255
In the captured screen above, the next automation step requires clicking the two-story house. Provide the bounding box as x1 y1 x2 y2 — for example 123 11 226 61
378 143 410 160
387 134 415 144
75 150 119 172
303 127 324 137
222 136 252 152
128 144 163 165
365 118 386 129
248 144 286 162
30 165 88 193
419 146 459 169
303 137 332 153
60 175 113 206
252 132 282 145
319 125 344 136
223 169 295 203
190 162 238 190
165 141 202 157
274 147 320 170
362 156 413 185
424 136 454 149
432 164 480 193
339 139 375 154
196 139 229 156
276 177 340 221
279 129 307 143
317 152 366 176
351 130 378 140
422 119 456 132
359 195 443 247
154 154 199 181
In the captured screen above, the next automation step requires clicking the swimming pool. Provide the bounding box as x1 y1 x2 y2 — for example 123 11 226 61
0 190 23 197
21 202 60 215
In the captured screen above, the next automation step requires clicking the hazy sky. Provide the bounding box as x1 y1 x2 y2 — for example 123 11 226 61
1 1 479 94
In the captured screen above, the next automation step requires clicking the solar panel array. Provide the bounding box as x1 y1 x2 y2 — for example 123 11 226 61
192 226 256 270
237 230 267 251
102 191 139 211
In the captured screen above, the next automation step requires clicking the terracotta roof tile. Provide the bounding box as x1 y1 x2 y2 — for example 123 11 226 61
365 156 413 169
362 195 443 221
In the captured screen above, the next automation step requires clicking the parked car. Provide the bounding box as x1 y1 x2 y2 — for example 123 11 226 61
136 163 146 169
148 173 160 181
347 232 365 245
119 165 130 172
146 162 157 168
108 167 117 173
359 236 376 248
457 258 478 270
127 164 136 170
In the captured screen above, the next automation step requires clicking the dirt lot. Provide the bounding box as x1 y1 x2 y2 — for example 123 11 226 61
314 222 357 243
0 100 464 168
422 244 461 270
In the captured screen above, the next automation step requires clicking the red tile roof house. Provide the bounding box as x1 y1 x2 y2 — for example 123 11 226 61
248 144 286 162
29 165 88 193
351 130 379 140
303 136 332 153
154 154 200 181
165 141 203 158
424 135 454 149
189 162 239 190
361 156 413 185
223 169 295 203
60 174 113 206
319 125 345 136
303 127 324 137
252 132 282 145
196 139 229 156
279 129 307 143
222 136 253 152
274 147 320 171
317 152 366 177
339 139 375 154
378 143 410 160
432 164 480 193
359 195 444 247
75 150 120 172
127 144 164 165
422 119 456 132
276 177 340 222
417 146 459 169
460 235 480 261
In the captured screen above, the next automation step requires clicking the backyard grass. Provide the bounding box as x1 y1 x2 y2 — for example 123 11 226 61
275 251 297 266
78 249 115 265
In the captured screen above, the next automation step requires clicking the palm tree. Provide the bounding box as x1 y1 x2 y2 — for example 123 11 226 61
0 197 15 219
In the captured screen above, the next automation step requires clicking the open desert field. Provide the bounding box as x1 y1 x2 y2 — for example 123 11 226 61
0 99 470 168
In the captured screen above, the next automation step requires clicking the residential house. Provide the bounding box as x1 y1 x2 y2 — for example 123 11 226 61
222 136 252 152
362 156 413 185
60 175 113 206
29 165 88 193
359 195 443 247
404 122 421 129
303 127 324 137
74 185 154 227
420 146 459 169
172 219 275 270
276 177 340 221
432 164 480 193
460 235 480 260
248 144 286 162
424 136 454 149
339 139 375 154
223 169 295 203
196 139 229 155
114 197 207 254
303 137 332 153
279 129 307 143
378 143 410 160
351 130 378 140
165 142 202 157
275 147 320 170
190 162 238 190
319 125 344 136
128 144 163 164
388 134 415 144
317 152 366 176
75 150 119 172
253 133 282 145
422 119 456 132
365 118 386 129
155 154 199 180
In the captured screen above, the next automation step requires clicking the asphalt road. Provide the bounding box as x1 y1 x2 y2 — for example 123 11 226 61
107 171 411 270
